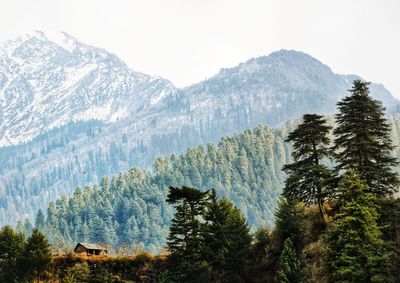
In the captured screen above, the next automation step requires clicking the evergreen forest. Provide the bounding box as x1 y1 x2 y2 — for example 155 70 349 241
31 121 296 253
1 80 400 282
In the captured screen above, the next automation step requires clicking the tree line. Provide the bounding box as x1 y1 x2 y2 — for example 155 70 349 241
29 121 292 253
1 80 399 282
0 227 52 282
163 80 400 282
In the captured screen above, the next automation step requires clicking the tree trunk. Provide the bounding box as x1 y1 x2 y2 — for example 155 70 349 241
318 197 325 223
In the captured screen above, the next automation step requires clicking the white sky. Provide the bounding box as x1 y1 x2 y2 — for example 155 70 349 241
1 0 400 97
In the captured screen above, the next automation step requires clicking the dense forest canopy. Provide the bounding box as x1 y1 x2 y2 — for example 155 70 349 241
20 105 400 253
0 80 399 282
32 123 295 253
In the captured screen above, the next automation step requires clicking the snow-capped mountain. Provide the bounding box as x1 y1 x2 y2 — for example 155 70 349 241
0 31 176 146
0 31 398 225
177 50 398 130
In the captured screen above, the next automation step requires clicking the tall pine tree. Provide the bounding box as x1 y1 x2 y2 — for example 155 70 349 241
166 186 209 282
19 229 52 282
333 80 399 196
203 190 252 282
277 237 304 283
275 198 305 251
0 226 25 282
324 170 392 283
283 114 332 220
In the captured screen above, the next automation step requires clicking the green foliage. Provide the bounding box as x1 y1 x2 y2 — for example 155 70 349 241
53 254 156 282
23 79 400 282
16 218 33 238
277 238 304 283
0 226 25 282
203 191 252 282
134 252 154 266
88 261 114 283
19 228 52 282
0 227 53 282
333 80 399 196
252 227 273 264
35 209 45 231
283 114 333 219
250 227 278 282
63 262 90 283
377 198 400 280
166 186 209 282
324 170 392 283
38 124 290 252
275 198 305 251
165 187 253 282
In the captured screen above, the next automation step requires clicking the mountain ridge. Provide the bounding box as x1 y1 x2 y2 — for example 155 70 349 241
0 31 399 225
0 31 177 146
1 32 398 147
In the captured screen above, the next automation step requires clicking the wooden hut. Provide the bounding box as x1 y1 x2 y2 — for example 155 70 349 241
74 242 108 256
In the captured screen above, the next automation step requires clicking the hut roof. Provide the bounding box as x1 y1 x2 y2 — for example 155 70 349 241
75 242 107 251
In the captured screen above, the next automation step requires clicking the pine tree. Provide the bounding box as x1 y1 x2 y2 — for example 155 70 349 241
0 226 25 282
333 80 399 196
252 227 273 265
203 190 252 282
251 227 276 282
277 238 304 283
324 170 392 283
166 186 209 282
275 198 305 251
377 198 400 280
35 209 45 230
283 114 332 220
100 176 110 190
19 228 52 282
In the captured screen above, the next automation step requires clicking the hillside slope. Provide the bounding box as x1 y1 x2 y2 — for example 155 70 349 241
37 115 400 253
0 32 399 225
37 123 294 253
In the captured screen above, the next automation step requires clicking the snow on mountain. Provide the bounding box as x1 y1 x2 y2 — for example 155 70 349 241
0 32 399 225
0 31 176 146
162 49 399 137
0 33 397 148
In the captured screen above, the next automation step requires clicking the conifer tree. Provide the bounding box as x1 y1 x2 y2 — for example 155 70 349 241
277 237 304 283
283 114 332 220
35 209 45 231
166 186 209 282
0 226 25 282
275 198 305 251
333 80 399 196
19 228 52 282
203 190 252 282
325 170 392 283
252 227 273 265
377 198 400 280
251 227 275 282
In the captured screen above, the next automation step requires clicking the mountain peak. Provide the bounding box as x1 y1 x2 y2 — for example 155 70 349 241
17 30 47 41
269 49 312 57
44 31 80 52
0 31 176 146
245 49 329 70
13 30 81 53
211 49 333 86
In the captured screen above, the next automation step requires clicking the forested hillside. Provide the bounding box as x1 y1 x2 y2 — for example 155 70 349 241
1 33 398 227
33 114 400 253
34 123 296 253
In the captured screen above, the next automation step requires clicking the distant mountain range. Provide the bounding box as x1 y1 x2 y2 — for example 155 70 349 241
0 31 398 225
0 31 177 147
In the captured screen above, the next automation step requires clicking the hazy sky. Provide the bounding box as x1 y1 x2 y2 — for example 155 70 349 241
1 0 400 97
